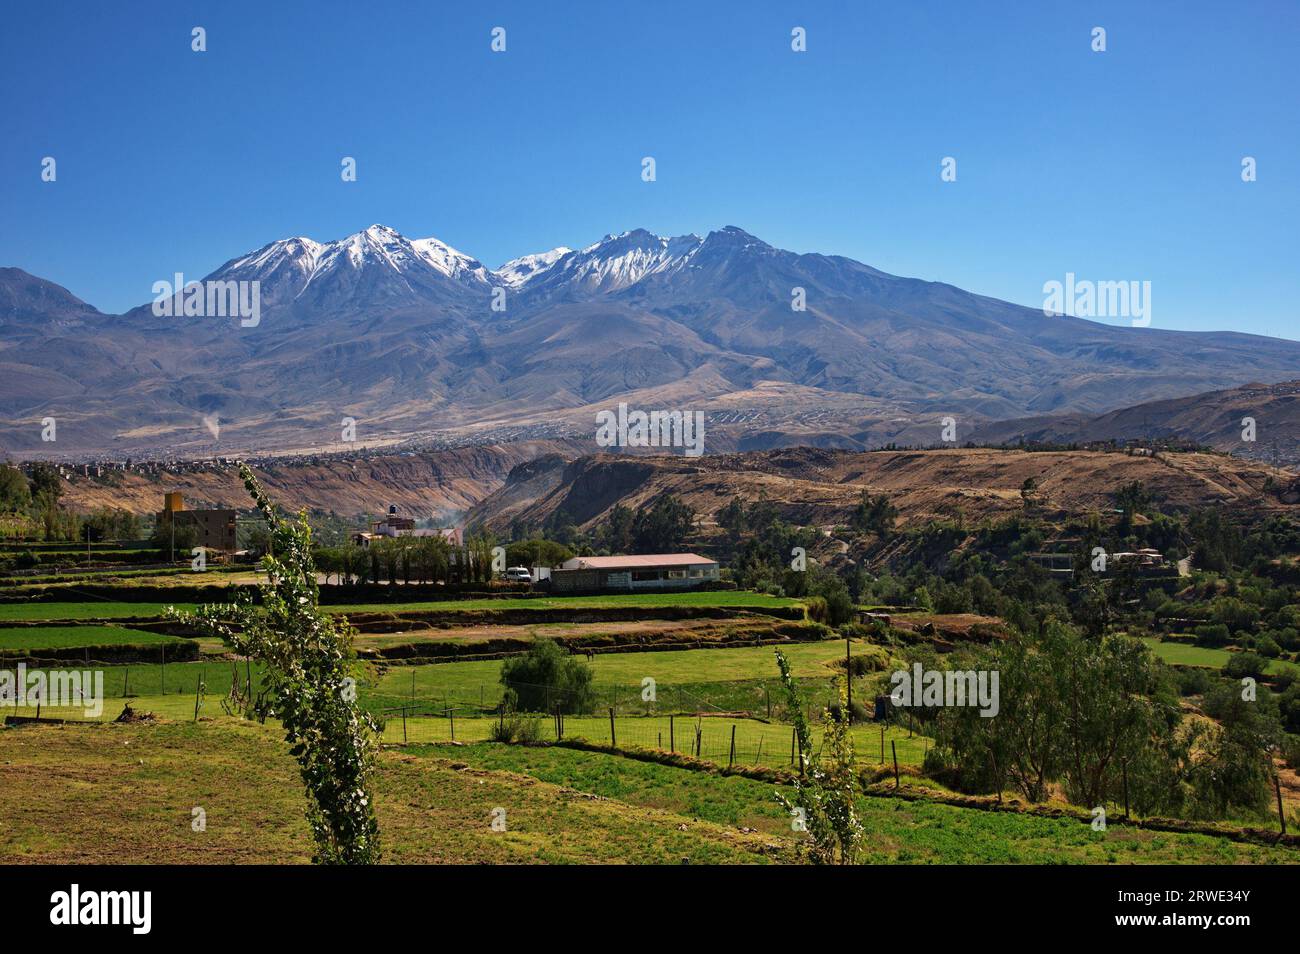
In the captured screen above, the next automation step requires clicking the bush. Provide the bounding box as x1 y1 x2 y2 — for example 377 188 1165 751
489 713 545 743
1224 651 1268 681
805 595 829 624
826 699 869 723
1175 667 1213 696
1194 623 1231 647
499 638 594 714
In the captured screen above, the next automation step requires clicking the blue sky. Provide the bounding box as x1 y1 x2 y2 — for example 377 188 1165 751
2 0 1297 338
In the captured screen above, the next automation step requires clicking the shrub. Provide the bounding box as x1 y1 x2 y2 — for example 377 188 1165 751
499 638 594 714
1194 623 1230 647
805 595 830 624
1224 651 1268 681
489 713 545 743
1175 667 1213 696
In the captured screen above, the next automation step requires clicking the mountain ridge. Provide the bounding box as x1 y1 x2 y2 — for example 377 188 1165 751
4 224 1300 459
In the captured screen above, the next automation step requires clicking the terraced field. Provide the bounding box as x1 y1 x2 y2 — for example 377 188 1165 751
2 721 1292 865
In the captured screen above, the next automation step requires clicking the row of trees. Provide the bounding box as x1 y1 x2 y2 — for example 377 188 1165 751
313 534 496 586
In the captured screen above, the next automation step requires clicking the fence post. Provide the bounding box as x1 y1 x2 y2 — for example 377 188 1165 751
670 714 675 753
728 725 736 767
880 724 885 764
123 667 129 698
1276 774 1288 835
891 740 900 790
608 707 616 748
448 705 455 742
160 643 166 694
402 706 408 744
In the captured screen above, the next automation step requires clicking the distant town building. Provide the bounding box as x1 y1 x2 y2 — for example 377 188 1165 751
156 492 237 553
549 553 720 592
351 505 463 548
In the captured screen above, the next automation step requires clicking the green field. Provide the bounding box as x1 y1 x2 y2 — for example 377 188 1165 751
4 719 1287 865
0 625 186 652
363 639 884 712
0 601 197 621
380 711 931 768
1140 637 1300 676
0 589 797 623
436 743 1295 864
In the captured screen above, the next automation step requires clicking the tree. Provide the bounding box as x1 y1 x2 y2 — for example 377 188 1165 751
505 538 574 570
600 504 635 553
173 465 381 864
631 494 695 553
810 569 855 627
717 496 747 534
852 492 897 538
499 638 594 714
0 465 30 512
773 650 862 864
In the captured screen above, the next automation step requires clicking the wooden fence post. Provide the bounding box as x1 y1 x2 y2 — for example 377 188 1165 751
728 725 736 767
402 706 407 744
670 714 675 753
608 707 616 748
891 740 900 790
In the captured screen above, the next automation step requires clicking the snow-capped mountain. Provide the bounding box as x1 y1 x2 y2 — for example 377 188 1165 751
9 222 1300 458
204 224 495 313
503 229 704 296
495 247 572 287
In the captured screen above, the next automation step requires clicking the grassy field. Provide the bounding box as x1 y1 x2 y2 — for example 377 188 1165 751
0 589 797 623
0 601 197 621
365 638 881 711
0 625 186 652
0 721 790 864
1140 637 1300 676
379 711 932 767
2 720 1292 865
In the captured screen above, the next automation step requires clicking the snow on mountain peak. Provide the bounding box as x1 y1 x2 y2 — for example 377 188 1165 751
494 247 573 287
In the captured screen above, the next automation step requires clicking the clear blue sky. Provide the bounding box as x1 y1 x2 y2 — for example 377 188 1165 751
2 0 1297 338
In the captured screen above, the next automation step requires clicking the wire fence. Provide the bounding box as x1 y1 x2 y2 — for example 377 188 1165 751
377 704 931 770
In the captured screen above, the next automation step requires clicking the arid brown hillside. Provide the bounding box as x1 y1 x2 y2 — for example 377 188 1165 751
469 446 1300 534
58 442 581 520
968 380 1300 467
